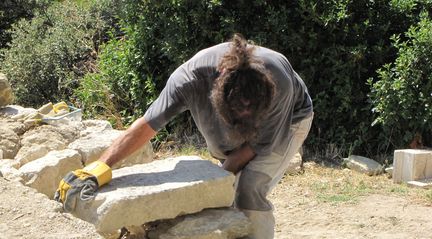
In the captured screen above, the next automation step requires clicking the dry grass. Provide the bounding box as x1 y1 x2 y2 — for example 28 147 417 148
280 161 432 206
155 144 432 206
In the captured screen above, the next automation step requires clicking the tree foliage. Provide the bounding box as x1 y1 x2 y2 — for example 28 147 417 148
369 11 432 148
78 0 427 157
0 0 118 106
4 0 432 159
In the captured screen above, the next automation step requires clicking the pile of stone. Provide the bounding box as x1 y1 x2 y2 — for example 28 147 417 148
0 109 251 238
0 108 252 238
0 74 251 238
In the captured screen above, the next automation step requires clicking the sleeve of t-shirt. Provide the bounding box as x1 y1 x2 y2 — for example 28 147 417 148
143 66 190 131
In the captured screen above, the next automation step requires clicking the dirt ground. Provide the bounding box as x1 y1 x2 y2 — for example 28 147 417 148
1 161 432 239
269 162 432 239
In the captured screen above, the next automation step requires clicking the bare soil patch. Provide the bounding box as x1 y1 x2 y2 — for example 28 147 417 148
270 162 432 239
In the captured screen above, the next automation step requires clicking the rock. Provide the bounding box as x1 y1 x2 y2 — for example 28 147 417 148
385 166 393 176
147 208 251 239
0 73 13 107
344 155 383 176
0 159 19 169
0 125 20 159
18 149 82 198
0 159 22 182
0 105 36 118
74 156 235 234
15 125 68 165
0 120 27 135
286 152 303 174
46 122 83 144
80 120 113 137
68 130 153 169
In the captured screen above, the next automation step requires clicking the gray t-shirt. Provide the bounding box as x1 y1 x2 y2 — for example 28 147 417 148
144 42 313 158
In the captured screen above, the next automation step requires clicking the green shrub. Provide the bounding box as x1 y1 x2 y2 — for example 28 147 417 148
369 12 432 148
0 0 117 107
76 0 432 157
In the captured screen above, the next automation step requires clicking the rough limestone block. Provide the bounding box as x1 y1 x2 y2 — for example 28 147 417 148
79 120 113 138
344 155 383 176
0 125 20 159
68 130 154 169
0 159 22 182
16 125 68 166
393 149 432 183
74 156 235 234
18 149 82 198
147 208 251 239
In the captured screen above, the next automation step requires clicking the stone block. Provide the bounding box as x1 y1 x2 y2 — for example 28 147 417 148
393 149 432 183
16 125 68 165
68 130 154 169
74 156 235 234
18 149 82 198
407 178 432 189
79 120 113 137
147 208 251 239
344 155 383 176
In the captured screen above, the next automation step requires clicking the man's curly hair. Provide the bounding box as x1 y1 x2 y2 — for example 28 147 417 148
211 33 276 141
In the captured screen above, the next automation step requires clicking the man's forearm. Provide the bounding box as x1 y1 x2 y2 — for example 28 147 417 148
99 117 157 167
223 144 256 174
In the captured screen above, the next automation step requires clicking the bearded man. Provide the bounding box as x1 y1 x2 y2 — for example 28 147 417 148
55 33 313 239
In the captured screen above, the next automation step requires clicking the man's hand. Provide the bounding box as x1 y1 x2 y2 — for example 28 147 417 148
223 144 256 174
54 161 112 212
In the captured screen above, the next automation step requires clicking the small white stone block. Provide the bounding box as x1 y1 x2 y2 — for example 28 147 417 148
74 156 235 234
18 149 82 198
393 149 432 183
407 178 432 189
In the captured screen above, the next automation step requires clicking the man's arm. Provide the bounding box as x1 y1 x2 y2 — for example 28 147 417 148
99 117 157 167
223 144 256 174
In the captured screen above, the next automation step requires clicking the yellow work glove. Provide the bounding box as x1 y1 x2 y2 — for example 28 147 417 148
54 161 112 212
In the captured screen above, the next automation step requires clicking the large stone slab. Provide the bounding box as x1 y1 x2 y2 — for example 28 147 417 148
74 156 235 234
147 208 251 239
18 149 82 198
393 149 432 183
68 130 154 169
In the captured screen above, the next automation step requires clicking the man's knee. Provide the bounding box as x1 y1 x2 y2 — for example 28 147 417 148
235 168 273 211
